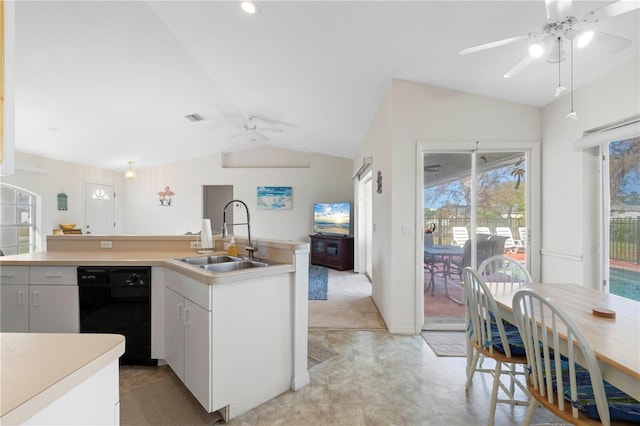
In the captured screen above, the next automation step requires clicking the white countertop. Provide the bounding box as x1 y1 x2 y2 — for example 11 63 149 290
0 333 125 425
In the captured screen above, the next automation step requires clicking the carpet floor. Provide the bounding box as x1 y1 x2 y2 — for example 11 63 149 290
308 269 386 330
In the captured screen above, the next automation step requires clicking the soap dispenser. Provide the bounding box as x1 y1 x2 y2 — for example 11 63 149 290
228 237 238 256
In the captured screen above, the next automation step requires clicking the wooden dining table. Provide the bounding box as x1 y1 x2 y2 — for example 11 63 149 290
488 282 640 401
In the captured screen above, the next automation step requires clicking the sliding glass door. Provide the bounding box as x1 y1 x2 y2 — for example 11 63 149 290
421 146 531 330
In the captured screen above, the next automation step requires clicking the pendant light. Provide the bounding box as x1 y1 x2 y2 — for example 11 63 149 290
125 161 136 180
554 37 566 97
565 40 578 120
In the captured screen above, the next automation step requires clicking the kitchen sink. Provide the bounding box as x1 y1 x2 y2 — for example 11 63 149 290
201 260 269 273
180 255 241 265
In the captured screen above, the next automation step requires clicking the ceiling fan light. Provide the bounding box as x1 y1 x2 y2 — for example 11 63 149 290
566 111 578 120
555 86 566 97
241 1 259 14
528 43 544 58
577 30 594 48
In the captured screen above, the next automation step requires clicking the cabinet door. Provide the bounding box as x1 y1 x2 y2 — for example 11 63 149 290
165 288 185 381
184 299 211 411
1 284 29 332
29 285 79 333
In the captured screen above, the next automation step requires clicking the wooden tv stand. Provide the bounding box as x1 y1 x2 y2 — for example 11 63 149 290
309 234 354 271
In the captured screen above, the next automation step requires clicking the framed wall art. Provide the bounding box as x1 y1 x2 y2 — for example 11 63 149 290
257 186 292 210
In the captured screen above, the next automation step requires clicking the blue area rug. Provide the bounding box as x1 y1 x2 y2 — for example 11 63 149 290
308 265 329 300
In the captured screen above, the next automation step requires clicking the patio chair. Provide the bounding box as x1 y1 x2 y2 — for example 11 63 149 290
467 255 533 388
452 226 469 248
450 234 507 278
513 288 640 425
462 267 530 425
516 227 527 250
424 233 445 295
477 226 491 235
495 227 518 254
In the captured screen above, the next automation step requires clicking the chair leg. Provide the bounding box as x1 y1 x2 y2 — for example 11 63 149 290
465 349 481 391
488 360 502 426
522 399 537 426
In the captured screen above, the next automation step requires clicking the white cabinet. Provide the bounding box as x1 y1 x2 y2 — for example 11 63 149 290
1 284 29 332
165 271 212 411
0 266 79 333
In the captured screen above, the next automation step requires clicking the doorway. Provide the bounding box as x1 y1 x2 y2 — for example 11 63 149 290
419 143 537 331
203 185 234 235
84 183 115 235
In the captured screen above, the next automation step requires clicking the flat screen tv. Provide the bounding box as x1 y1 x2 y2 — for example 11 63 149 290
313 202 351 236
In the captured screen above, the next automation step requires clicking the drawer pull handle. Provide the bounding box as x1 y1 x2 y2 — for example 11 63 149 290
184 307 191 326
18 291 24 306
32 291 39 307
0 273 14 278
44 273 63 278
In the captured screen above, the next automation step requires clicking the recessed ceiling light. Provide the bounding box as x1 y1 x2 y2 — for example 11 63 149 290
241 1 259 14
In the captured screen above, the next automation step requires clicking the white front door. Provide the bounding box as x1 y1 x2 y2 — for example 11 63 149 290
84 183 115 235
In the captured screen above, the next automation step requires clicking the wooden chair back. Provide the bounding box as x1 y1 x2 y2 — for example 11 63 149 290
512 288 610 425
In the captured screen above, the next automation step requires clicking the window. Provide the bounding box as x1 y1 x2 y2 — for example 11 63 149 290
604 137 640 302
1 184 37 255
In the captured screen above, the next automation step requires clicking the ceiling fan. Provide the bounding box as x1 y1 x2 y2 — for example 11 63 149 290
459 0 639 78
230 115 284 141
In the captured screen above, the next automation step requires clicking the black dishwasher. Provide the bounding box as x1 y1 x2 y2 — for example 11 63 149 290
77 266 157 366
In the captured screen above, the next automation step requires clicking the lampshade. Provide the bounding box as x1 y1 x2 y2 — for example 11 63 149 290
125 161 136 180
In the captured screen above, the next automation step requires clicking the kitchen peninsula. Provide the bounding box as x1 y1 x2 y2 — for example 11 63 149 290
0 234 311 422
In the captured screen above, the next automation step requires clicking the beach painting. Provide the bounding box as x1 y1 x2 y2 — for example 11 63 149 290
257 186 292 210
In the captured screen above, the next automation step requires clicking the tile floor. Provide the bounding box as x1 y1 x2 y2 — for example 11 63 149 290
225 329 563 425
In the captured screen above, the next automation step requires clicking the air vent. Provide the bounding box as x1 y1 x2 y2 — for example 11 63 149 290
185 113 204 122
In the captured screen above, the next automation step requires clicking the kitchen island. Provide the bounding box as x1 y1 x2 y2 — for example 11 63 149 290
0 234 311 422
1 333 125 425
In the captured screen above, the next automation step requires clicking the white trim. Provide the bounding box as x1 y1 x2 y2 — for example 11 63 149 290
573 118 640 151
540 249 583 262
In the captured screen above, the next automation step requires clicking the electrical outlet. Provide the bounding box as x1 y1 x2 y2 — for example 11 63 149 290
190 241 199 249
100 240 112 249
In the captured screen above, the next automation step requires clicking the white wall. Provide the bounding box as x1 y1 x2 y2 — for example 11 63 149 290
2 152 123 250
121 149 353 242
540 58 640 288
356 79 541 334
3 148 353 249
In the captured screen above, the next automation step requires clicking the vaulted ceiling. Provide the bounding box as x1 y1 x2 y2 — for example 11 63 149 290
14 1 640 171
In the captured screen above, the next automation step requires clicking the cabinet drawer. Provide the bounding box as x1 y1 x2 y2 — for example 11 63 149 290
30 266 77 285
0 266 29 284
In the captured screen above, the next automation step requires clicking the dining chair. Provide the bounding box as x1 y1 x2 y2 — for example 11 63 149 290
468 255 533 388
512 288 640 425
478 255 532 287
462 267 530 426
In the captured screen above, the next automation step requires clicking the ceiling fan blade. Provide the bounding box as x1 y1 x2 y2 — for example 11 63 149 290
259 128 284 133
503 55 535 79
459 35 531 55
252 130 269 141
229 130 247 138
249 115 297 128
545 0 572 22
588 30 632 52
583 0 640 21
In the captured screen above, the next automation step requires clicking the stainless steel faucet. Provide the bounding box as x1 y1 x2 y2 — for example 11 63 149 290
222 199 258 259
